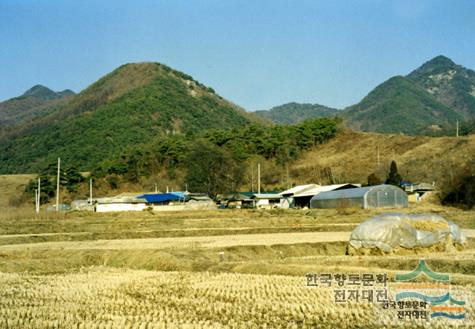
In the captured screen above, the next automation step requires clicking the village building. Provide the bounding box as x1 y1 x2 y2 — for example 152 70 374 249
216 193 254 208
138 192 186 205
279 184 320 208
292 183 361 208
184 193 217 209
95 194 147 212
251 193 281 209
138 192 217 211
279 183 360 208
402 182 436 203
70 200 94 211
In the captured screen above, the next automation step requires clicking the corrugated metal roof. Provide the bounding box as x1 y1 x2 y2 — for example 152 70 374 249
96 195 146 204
138 192 186 203
252 193 281 199
216 193 253 201
404 183 436 192
279 184 319 196
189 195 213 201
294 183 361 197
310 185 401 201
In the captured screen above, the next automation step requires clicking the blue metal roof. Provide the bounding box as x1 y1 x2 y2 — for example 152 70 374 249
137 192 186 203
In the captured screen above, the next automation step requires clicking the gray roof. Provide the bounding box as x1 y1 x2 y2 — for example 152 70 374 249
95 195 147 204
279 184 319 196
311 184 403 201
252 193 281 199
293 183 360 197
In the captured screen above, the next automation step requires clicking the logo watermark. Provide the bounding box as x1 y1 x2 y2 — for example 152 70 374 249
305 260 471 325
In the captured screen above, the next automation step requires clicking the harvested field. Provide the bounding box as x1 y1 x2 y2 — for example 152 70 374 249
0 267 472 329
0 206 474 328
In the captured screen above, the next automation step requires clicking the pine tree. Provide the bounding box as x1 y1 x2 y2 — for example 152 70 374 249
386 160 403 186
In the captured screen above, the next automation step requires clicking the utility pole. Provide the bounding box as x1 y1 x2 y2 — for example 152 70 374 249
35 189 38 216
257 163 261 195
56 157 60 212
89 178 93 205
456 120 459 138
36 177 41 215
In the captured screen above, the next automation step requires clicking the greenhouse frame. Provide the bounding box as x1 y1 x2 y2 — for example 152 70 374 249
310 184 408 209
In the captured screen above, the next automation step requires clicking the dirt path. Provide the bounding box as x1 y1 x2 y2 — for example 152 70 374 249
0 223 357 238
0 229 472 252
0 231 352 251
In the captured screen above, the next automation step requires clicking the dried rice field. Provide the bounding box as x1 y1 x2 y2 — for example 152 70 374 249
1 268 473 329
0 206 474 328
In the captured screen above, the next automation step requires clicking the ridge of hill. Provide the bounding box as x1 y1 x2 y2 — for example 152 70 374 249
0 85 75 133
254 102 339 124
21 85 74 100
0 62 260 174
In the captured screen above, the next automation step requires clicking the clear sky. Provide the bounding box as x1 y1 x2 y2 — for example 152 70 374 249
0 0 474 110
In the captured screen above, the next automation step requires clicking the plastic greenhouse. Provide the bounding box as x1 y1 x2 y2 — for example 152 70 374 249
310 184 408 209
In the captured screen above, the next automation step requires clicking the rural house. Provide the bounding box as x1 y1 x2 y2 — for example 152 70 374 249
251 193 282 209
292 183 361 208
279 184 320 208
95 194 147 212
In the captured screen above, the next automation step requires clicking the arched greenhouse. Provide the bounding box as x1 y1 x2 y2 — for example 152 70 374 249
310 184 408 209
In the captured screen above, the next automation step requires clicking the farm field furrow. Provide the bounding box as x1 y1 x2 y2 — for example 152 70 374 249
0 267 472 329
0 231 352 251
1 229 474 251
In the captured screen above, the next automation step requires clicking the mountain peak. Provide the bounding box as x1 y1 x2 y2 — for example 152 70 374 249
20 85 75 101
407 55 475 119
22 85 57 100
57 89 75 97
427 55 456 66
409 55 458 78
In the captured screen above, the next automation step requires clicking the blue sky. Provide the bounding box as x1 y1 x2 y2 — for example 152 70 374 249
0 0 474 110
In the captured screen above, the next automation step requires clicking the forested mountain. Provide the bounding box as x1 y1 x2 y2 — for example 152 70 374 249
342 76 461 134
0 85 74 133
0 63 259 174
3 55 475 176
342 55 475 134
260 56 475 135
255 102 338 124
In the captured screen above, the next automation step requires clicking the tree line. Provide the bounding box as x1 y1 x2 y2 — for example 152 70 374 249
24 117 340 201
93 117 340 196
